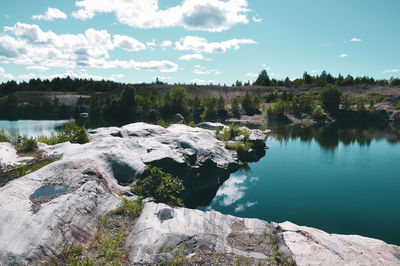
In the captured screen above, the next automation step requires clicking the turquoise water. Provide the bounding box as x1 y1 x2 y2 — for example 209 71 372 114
0 120 69 137
30 186 68 199
200 127 400 245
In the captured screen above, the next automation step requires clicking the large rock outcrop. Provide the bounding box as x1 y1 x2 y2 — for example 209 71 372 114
0 123 268 264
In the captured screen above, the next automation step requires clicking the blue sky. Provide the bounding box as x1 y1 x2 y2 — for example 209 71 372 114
0 0 399 85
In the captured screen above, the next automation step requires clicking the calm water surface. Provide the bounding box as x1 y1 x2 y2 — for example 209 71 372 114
0 120 69 137
199 126 400 245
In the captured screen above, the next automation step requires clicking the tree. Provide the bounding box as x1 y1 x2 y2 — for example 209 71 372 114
321 85 342 114
254 69 270 86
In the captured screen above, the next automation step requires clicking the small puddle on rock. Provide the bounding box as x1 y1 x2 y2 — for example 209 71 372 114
30 185 69 213
31 186 68 199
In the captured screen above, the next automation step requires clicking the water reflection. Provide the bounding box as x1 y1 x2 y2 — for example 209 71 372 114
269 125 400 150
204 172 260 213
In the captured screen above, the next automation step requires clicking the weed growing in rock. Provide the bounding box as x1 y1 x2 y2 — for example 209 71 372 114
97 229 126 265
113 197 143 217
21 136 37 152
133 166 184 207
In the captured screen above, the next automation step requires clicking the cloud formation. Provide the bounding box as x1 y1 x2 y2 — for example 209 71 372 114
194 64 220 75
179 53 209 61
0 67 14 79
350 37 362 42
175 36 256 54
339 53 348 58
72 0 249 32
32 8 67 21
382 69 399 74
0 22 177 72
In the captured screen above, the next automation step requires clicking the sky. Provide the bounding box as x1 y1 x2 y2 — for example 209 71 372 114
0 0 399 85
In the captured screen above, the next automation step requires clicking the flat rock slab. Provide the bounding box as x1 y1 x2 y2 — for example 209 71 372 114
279 221 400 266
126 202 276 264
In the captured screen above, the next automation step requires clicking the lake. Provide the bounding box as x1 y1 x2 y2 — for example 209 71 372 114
0 120 69 137
199 125 400 245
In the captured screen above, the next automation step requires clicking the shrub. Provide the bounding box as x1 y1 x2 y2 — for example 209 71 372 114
321 85 342 114
21 136 37 152
312 105 325 120
134 166 184 206
225 142 253 152
217 126 250 142
395 102 400 110
113 197 143 217
37 122 89 145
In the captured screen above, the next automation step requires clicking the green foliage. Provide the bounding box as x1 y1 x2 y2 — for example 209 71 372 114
253 69 270 86
356 98 366 111
217 126 250 142
159 245 188 265
394 102 400 110
231 97 240 117
38 122 89 145
134 166 184 206
225 142 253 152
97 230 126 265
113 197 143 217
241 93 260 115
13 165 27 177
70 257 95 266
321 85 342 114
312 105 325 120
21 136 37 152
156 119 172 128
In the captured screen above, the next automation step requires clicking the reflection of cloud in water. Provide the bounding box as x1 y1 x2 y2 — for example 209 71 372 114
250 176 259 183
235 201 258 212
211 174 260 208
215 174 247 206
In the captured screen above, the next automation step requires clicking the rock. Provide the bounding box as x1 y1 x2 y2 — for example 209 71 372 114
174 113 184 123
195 122 227 131
126 202 278 264
0 142 33 167
0 158 121 265
0 122 266 263
279 221 400 266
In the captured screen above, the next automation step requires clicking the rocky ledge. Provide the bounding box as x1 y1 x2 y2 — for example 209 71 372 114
0 122 399 265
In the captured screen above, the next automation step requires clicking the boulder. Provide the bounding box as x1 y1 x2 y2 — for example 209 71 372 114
279 221 400 266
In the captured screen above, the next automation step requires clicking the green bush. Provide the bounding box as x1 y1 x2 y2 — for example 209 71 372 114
321 85 342 114
312 105 325 120
225 142 253 152
21 136 37 152
37 122 89 145
395 102 400 110
113 197 143 217
134 166 184 206
217 126 250 142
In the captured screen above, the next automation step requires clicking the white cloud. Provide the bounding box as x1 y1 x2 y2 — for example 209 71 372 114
190 78 205 84
17 71 124 81
26 65 49 71
350 37 362 42
113 34 146 51
175 36 256 54
72 0 249 32
339 53 348 58
0 22 177 73
194 65 220 75
179 53 210 61
382 69 400 74
262 64 271 71
32 8 67 21
0 66 14 79
160 40 172 48
246 72 258 78
252 15 262 23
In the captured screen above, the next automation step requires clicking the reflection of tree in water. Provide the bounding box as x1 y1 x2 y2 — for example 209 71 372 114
269 124 400 150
